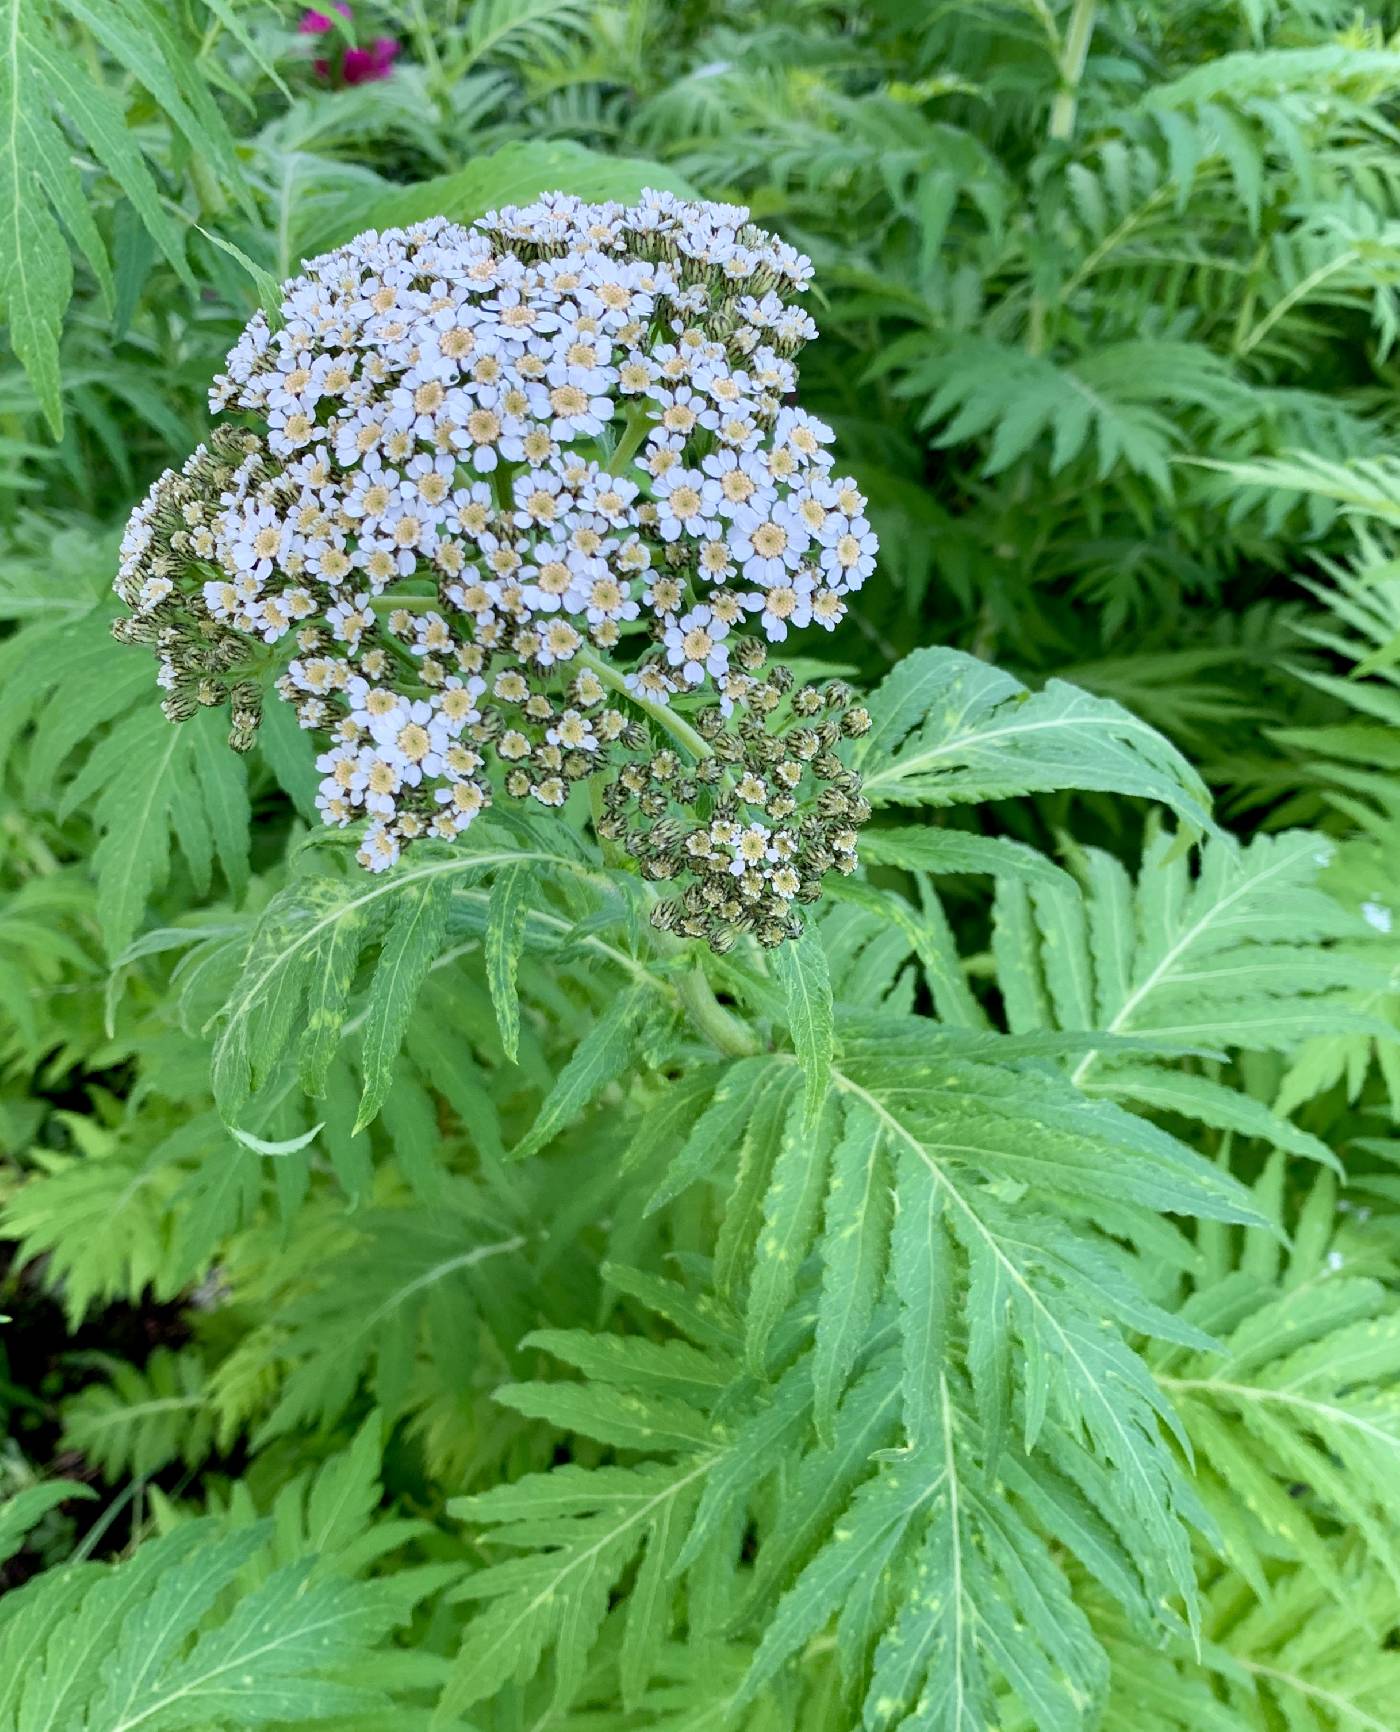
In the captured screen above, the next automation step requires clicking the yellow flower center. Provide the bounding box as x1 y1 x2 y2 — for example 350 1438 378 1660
397 723 431 761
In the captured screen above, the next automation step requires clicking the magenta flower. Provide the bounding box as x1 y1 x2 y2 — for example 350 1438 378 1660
343 36 399 83
299 2 350 33
297 4 398 86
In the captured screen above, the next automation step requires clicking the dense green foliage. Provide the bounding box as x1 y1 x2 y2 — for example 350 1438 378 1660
3 3 1400 1729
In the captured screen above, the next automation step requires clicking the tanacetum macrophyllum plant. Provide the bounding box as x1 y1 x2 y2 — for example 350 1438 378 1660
114 192 875 948
1 180 1382 1732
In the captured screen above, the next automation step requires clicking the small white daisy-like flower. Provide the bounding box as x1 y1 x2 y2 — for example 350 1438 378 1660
819 517 879 588
729 501 809 586
546 709 600 753
357 822 402 872
747 581 812 643
664 606 730 686
653 468 721 544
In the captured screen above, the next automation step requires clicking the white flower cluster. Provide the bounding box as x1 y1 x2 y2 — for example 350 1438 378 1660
115 190 879 874
600 666 872 951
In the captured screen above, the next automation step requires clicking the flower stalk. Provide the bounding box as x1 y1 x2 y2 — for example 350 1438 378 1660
674 957 761 1057
574 644 714 763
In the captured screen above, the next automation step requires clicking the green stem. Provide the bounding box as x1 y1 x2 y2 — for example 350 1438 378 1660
188 153 227 220
574 645 713 762
403 0 446 89
1029 0 1098 353
1048 0 1097 141
673 961 760 1057
368 593 439 612
606 405 654 476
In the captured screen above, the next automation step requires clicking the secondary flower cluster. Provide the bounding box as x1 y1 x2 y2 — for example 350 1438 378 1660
113 190 879 931
113 429 269 749
599 647 872 950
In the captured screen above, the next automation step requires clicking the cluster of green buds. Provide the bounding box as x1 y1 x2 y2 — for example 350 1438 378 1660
599 642 872 951
111 428 268 751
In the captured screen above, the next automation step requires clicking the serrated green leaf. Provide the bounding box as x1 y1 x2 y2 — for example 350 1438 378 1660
644 1055 771 1214
485 864 532 1063
774 926 835 1129
511 986 644 1160
860 826 1074 888
0 1483 90 1567
855 648 1215 833
746 1093 837 1372
352 877 452 1132
440 1460 704 1720
812 1097 890 1438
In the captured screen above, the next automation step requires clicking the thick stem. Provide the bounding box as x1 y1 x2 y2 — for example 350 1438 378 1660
606 405 654 476
647 922 759 1056
574 644 713 762
674 960 760 1057
1029 0 1098 354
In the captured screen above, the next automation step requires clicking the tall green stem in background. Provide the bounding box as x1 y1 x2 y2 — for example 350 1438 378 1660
1028 0 1098 354
1049 0 1098 140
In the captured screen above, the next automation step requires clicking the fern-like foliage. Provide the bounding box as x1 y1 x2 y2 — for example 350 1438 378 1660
1098 1159 1400 1730
1157 1166 1400 1597
435 972 1364 1724
850 647 1215 824
0 553 252 954
0 0 248 433
0 1417 448 1731
992 824 1386 1099
234 1205 530 1448
0 1514 402 1731
59 1345 215 1482
893 337 1248 491
397 651 1390 1727
3 1110 191 1326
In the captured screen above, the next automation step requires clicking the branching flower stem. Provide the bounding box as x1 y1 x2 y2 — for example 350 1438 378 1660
606 404 655 476
573 644 713 762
